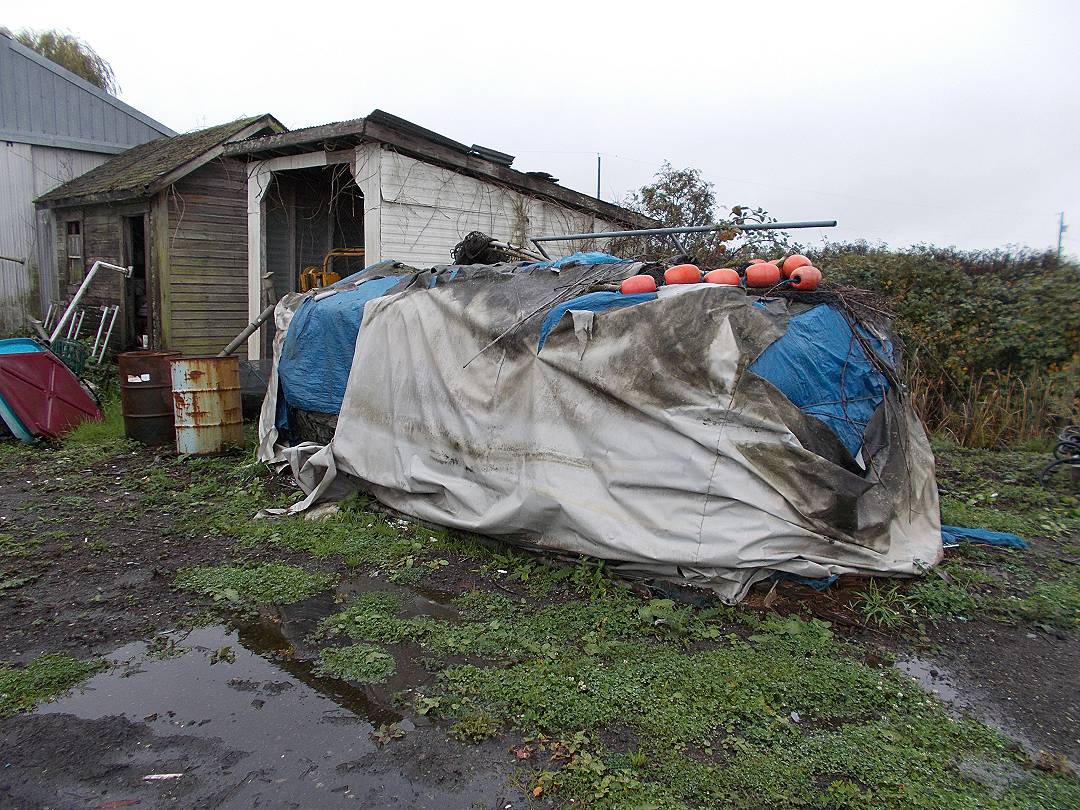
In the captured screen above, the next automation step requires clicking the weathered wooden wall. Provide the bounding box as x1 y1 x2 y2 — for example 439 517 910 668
160 157 248 357
49 201 131 352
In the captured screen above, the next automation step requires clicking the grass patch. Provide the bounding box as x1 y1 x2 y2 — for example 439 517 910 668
317 588 734 662
60 399 135 460
419 612 1076 809
314 643 395 683
176 562 334 607
0 533 43 558
0 654 104 716
995 574 1080 631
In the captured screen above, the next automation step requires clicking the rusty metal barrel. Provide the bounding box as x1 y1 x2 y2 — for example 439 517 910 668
118 350 181 446
169 356 243 455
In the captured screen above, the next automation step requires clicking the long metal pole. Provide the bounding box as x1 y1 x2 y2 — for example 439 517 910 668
529 220 837 259
596 154 601 200
218 305 275 357
1057 212 1065 262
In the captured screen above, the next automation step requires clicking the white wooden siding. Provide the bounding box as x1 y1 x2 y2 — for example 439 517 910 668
371 149 618 267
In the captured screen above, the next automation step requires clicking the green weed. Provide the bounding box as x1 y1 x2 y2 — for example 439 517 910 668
906 578 978 619
857 579 911 629
0 534 42 558
175 562 333 607
314 643 395 683
0 654 104 716
451 711 498 742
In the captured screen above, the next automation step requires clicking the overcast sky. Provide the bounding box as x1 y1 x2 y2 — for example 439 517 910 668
9 1 1079 254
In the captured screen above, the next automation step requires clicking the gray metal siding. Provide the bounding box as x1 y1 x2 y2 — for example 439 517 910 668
0 32 173 330
0 31 173 152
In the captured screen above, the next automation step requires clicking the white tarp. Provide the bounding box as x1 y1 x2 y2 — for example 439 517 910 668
259 263 942 602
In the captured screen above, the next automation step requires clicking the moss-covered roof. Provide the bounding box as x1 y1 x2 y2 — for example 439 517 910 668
37 115 280 206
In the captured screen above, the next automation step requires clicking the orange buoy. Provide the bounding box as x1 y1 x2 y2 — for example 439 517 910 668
790 265 821 291
664 264 702 285
704 268 740 286
620 274 658 294
781 254 812 278
746 262 781 288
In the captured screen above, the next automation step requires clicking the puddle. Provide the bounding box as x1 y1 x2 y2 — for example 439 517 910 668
28 584 525 809
895 654 1074 768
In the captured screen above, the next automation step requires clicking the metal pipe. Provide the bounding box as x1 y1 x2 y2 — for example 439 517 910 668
95 305 119 363
43 303 56 330
50 260 132 343
72 309 86 339
66 309 79 339
530 220 837 249
218 305 276 357
90 306 109 356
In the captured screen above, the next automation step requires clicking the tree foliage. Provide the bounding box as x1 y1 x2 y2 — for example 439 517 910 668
15 29 118 94
614 162 787 263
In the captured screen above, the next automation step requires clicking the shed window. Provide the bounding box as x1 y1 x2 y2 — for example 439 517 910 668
66 220 82 258
65 220 83 278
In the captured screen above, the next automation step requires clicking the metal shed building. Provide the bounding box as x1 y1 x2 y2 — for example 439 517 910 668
0 29 173 332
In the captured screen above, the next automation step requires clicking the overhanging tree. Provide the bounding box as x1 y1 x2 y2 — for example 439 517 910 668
15 29 118 94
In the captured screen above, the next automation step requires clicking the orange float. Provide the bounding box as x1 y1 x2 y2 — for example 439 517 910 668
620 274 658 294
789 266 821 291
745 262 781 288
664 264 702 285
704 268 740 285
781 254 812 278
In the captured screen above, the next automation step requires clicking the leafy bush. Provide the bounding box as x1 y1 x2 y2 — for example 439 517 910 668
805 242 1078 447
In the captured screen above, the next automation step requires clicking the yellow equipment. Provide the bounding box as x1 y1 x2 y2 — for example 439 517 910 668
299 248 366 293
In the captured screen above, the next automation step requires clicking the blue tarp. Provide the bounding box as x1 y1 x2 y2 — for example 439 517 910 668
941 525 1028 549
750 304 891 459
277 276 403 423
783 525 1028 591
526 251 629 271
537 291 657 351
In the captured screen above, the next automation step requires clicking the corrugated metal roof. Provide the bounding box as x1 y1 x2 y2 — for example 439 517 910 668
36 117 277 206
0 30 174 153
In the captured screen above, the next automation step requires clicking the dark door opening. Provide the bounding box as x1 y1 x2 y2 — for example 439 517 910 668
123 215 149 349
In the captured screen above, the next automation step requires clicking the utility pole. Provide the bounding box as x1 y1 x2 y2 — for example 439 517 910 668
1057 211 1066 262
596 154 601 200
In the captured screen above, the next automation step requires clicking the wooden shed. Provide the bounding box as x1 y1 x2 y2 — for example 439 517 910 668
35 115 284 356
225 110 655 359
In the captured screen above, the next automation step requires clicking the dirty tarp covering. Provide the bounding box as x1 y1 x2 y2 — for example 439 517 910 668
258 262 942 602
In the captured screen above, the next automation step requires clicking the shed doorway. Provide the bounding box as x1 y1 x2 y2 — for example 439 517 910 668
122 214 150 350
261 164 365 356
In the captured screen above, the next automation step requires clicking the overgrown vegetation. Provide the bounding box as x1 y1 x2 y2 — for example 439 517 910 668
808 242 1079 448
0 654 104 716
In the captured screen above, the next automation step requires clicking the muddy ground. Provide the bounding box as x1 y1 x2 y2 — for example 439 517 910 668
0 438 1077 808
